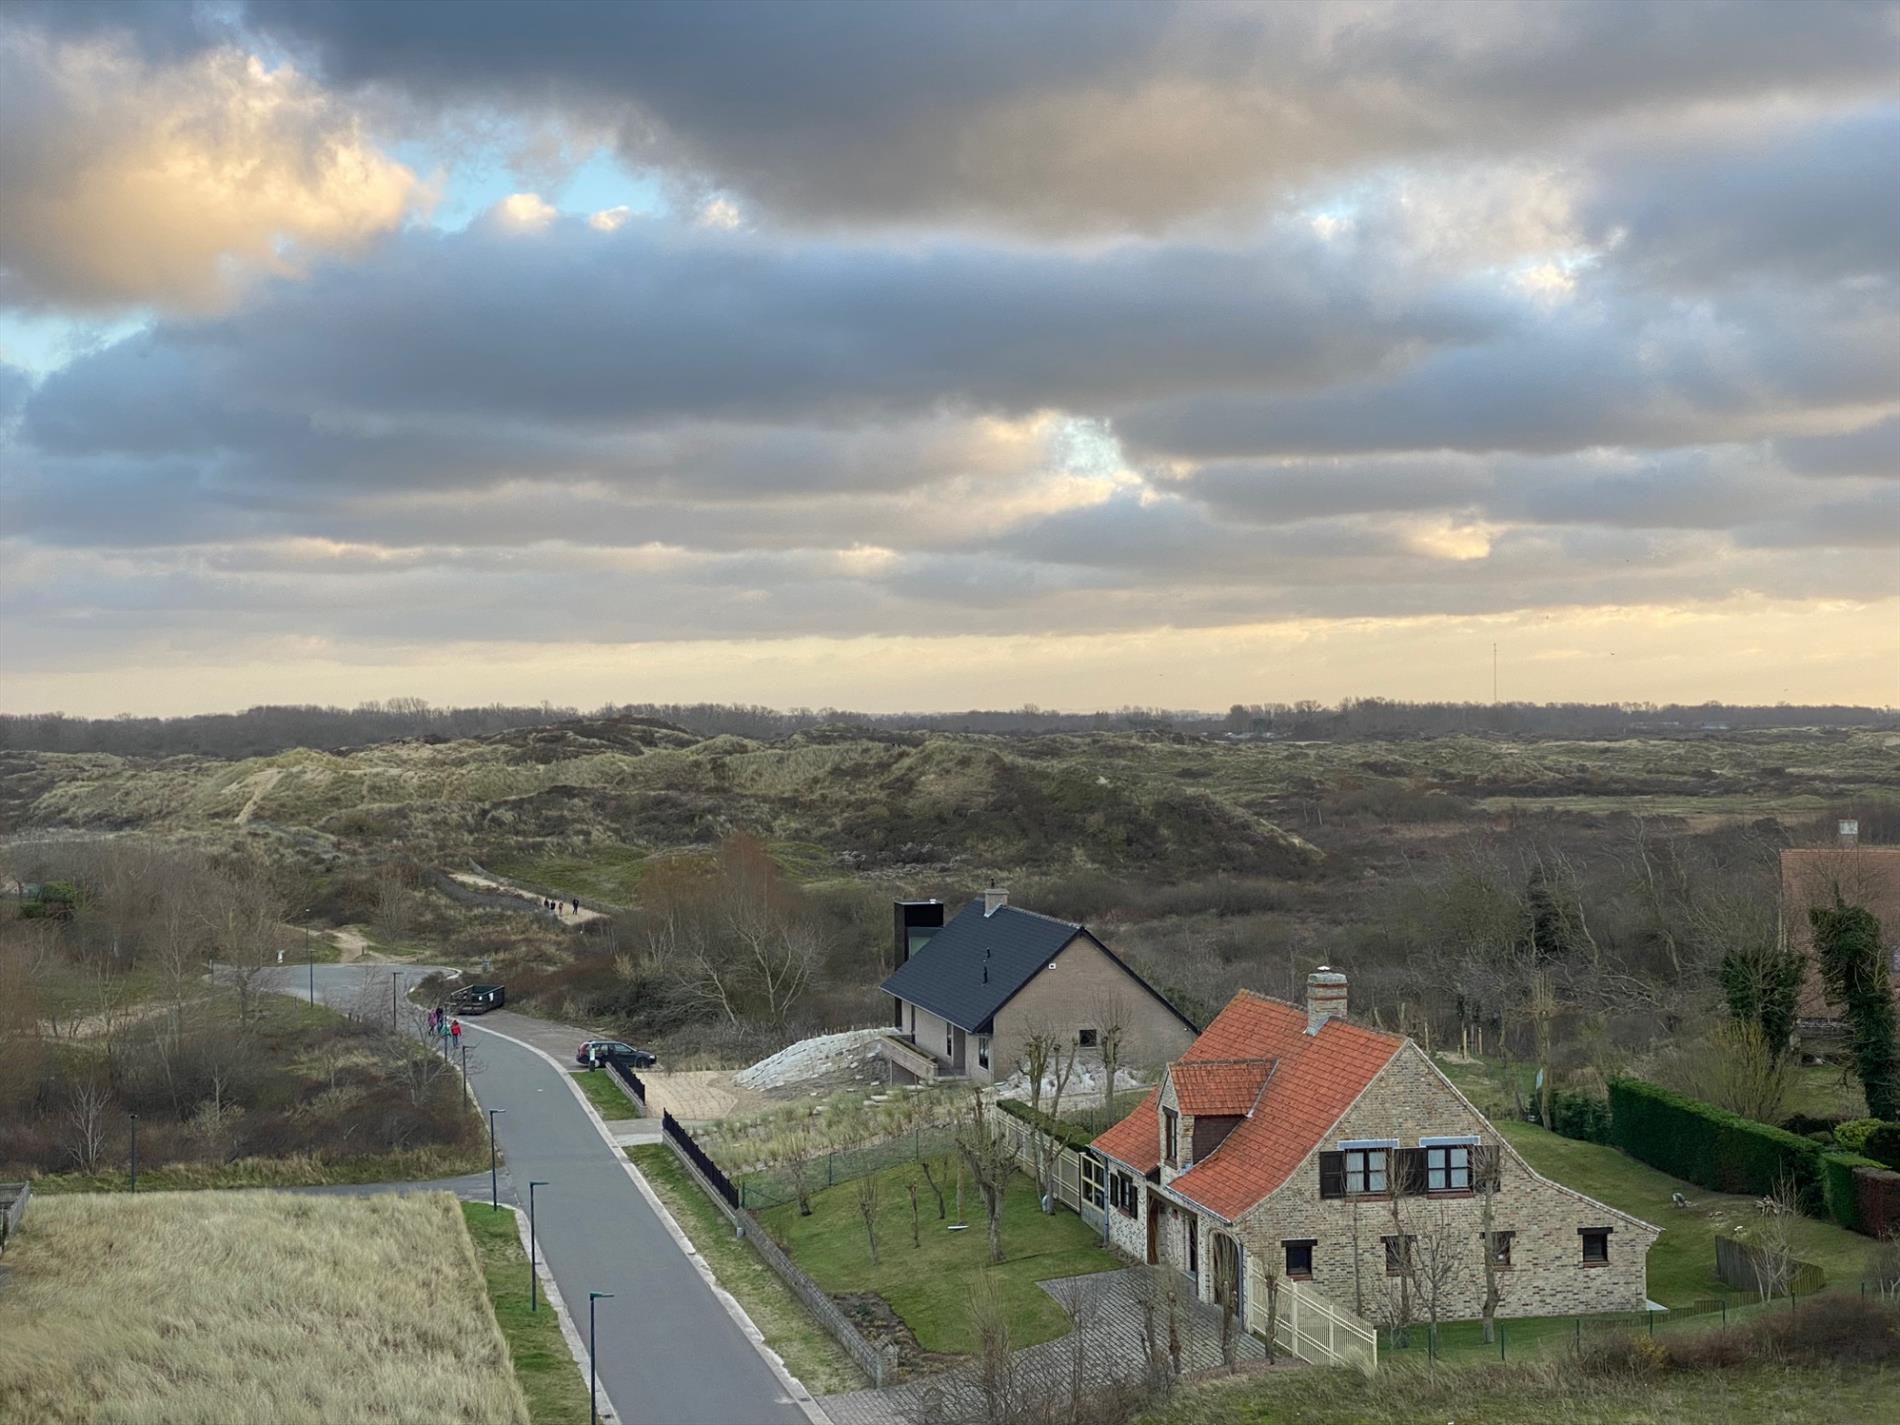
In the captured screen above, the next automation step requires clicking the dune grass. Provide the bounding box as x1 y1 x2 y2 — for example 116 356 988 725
461 1203 590 1425
0 1189 528 1425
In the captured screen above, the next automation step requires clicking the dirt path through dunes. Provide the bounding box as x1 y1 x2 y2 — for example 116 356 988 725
449 867 609 925
328 926 371 963
233 767 282 825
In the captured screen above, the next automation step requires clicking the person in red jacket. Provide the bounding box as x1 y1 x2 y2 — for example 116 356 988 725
450 1018 462 1045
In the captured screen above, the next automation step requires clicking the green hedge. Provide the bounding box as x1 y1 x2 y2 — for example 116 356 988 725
1865 1122 1900 1170
997 1097 1096 1153
1547 1089 1613 1145
1607 1078 1824 1209
1821 1151 1886 1232
1854 1165 1900 1238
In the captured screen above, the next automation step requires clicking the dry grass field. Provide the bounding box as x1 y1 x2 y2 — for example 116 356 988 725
0 1190 528 1425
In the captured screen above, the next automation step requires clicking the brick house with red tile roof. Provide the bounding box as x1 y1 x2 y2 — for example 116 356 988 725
1093 972 1659 1326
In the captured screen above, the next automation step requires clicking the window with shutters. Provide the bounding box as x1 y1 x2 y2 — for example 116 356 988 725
1318 1150 1346 1198
1345 1147 1388 1195
1426 1144 1472 1193
1108 1169 1139 1217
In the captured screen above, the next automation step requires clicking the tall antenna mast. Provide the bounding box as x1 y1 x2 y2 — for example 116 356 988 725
1492 642 1498 705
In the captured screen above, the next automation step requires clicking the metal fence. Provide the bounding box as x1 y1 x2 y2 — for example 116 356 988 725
609 1061 647 1114
663 1110 739 1210
735 1125 959 1211
660 1121 896 1386
1376 1291 1814 1362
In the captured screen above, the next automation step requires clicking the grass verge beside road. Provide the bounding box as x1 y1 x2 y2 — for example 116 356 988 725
758 1161 1119 1355
627 1143 865 1394
32 1142 490 1193
570 1068 641 1119
0 1189 527 1425
462 1202 591 1425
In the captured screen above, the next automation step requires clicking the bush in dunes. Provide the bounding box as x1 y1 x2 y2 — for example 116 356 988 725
0 1190 528 1425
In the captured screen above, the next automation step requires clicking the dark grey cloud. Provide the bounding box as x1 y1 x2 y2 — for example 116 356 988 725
1776 416 1900 480
233 0 1900 232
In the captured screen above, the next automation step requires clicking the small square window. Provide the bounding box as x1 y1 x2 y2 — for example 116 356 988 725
1078 1028 1099 1048
1581 1228 1610 1265
1382 1234 1414 1276
1487 1231 1514 1268
1283 1239 1315 1279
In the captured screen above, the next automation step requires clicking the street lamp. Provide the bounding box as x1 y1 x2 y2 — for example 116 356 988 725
299 904 315 1005
589 1291 614 1425
460 1039 471 1105
488 1108 507 1210
528 1180 548 1312
129 1112 138 1192
391 970 401 1031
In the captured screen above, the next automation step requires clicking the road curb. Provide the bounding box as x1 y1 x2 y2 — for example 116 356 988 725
493 1201 613 1424
463 1018 833 1425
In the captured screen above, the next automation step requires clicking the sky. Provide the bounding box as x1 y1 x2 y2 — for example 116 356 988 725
0 0 1896 717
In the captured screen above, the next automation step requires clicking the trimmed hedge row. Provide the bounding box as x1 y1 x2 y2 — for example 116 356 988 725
1821 1151 1885 1232
1608 1078 1825 1209
996 1097 1096 1153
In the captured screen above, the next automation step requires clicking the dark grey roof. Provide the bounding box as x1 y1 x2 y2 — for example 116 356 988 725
880 900 1080 1031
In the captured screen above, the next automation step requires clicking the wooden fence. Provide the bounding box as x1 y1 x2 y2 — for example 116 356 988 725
1245 1267 1377 1375
0 1182 28 1255
985 1102 1106 1233
1714 1235 1826 1297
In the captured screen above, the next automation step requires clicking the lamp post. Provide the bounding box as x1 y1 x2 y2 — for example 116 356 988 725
460 1039 470 1105
589 1291 614 1425
391 971 400 1031
528 1180 548 1312
299 904 315 1005
129 1112 138 1192
488 1108 507 1210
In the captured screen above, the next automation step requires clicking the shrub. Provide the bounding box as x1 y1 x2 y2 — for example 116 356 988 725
1865 1122 1900 1170
1782 1111 1848 1138
1835 1117 1884 1152
1665 1295 1900 1371
1822 1151 1886 1232
1608 1078 1824 1210
996 1098 1096 1153
1548 1089 1613 1145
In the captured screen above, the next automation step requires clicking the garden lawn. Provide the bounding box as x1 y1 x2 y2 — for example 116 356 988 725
462 1203 590 1425
1495 1118 1876 1304
570 1068 641 1120
628 1145 864 1394
758 1162 1118 1355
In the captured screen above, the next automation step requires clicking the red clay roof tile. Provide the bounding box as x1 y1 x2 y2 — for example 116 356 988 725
1168 1059 1274 1116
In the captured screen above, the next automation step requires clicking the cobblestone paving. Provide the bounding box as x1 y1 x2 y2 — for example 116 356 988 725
819 1267 1273 1425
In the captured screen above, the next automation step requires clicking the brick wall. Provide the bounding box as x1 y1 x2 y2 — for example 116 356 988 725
1231 1044 1657 1320
992 935 1195 1085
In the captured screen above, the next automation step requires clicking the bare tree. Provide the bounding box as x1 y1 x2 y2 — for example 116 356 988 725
856 1170 881 1266
1092 990 1130 1129
62 1079 111 1173
953 1089 1014 1265
1747 1174 1802 1305
1477 1144 1510 1345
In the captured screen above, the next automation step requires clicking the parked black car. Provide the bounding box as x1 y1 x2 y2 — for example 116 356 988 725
576 1039 656 1069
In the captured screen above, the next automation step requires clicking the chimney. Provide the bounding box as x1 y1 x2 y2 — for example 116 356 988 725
1839 819 1860 848
983 887 1009 917
1306 968 1348 1035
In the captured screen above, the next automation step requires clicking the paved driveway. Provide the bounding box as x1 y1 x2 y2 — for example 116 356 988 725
260 965 812 1425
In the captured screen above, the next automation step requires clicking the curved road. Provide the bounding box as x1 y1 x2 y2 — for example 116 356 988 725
264 964 812 1425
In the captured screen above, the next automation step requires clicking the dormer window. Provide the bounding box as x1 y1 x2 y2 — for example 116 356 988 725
1163 1107 1179 1167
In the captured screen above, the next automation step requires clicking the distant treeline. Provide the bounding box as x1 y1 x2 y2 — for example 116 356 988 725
0 696 1892 761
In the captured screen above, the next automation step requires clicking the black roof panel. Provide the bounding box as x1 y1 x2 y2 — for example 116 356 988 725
880 899 1079 1031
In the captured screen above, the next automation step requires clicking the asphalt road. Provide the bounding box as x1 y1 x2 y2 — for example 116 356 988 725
260 964 812 1425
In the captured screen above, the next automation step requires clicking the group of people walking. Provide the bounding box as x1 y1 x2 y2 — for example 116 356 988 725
428 1005 462 1043
542 896 582 916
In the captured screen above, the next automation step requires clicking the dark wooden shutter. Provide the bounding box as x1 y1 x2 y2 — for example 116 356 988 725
1395 1147 1427 1195
1318 1150 1345 1198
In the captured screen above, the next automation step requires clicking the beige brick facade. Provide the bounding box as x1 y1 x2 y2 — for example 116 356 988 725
988 935 1196 1085
1105 1043 1658 1320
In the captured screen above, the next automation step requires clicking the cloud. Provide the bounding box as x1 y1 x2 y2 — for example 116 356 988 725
231 0 1900 233
0 26 417 311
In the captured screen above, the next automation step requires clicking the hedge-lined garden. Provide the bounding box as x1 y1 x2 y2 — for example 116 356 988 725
1605 1078 1900 1238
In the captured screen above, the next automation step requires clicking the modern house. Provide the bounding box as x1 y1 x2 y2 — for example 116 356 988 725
878 889 1198 1085
1093 972 1659 1326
